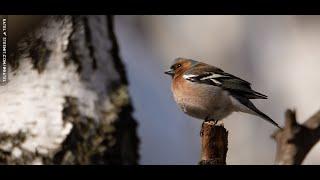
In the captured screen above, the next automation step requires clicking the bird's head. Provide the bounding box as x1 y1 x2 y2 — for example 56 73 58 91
164 57 198 78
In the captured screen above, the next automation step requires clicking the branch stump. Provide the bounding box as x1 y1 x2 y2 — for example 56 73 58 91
199 123 228 165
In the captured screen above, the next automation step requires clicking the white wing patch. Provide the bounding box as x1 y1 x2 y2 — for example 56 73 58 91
183 72 228 85
208 78 222 85
199 73 228 80
182 74 198 80
200 72 230 85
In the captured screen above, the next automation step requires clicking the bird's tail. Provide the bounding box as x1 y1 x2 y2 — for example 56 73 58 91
251 90 268 99
252 107 282 129
232 95 282 129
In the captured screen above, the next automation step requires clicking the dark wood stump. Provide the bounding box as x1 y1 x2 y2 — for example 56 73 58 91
199 123 228 165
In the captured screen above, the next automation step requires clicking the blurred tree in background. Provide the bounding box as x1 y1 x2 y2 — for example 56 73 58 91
0 15 139 164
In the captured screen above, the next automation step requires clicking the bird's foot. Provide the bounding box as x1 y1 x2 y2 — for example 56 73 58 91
207 119 223 126
200 117 215 136
200 119 224 136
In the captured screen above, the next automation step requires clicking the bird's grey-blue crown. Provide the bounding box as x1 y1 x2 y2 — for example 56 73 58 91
172 57 199 66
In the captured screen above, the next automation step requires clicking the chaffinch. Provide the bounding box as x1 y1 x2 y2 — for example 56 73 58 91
165 57 281 130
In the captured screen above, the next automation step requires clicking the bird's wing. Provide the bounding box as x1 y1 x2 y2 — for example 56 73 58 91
183 63 268 99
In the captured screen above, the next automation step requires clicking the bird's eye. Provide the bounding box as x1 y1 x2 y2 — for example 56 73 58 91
170 64 182 70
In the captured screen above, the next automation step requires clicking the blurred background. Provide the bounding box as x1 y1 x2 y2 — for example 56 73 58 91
115 15 320 164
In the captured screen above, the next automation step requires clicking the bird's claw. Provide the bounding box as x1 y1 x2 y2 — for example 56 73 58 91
200 118 220 136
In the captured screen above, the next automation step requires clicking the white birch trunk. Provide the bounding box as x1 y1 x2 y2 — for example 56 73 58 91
0 15 139 164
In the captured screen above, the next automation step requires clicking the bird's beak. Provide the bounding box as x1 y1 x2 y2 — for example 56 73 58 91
164 69 174 76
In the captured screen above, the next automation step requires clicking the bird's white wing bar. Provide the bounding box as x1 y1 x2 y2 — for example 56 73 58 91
183 72 227 85
199 72 229 85
182 74 199 80
208 78 222 85
199 73 228 80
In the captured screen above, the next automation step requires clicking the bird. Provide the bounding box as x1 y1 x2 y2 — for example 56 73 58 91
164 57 281 134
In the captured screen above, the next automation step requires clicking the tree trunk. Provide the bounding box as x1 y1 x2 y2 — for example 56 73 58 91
0 15 139 164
